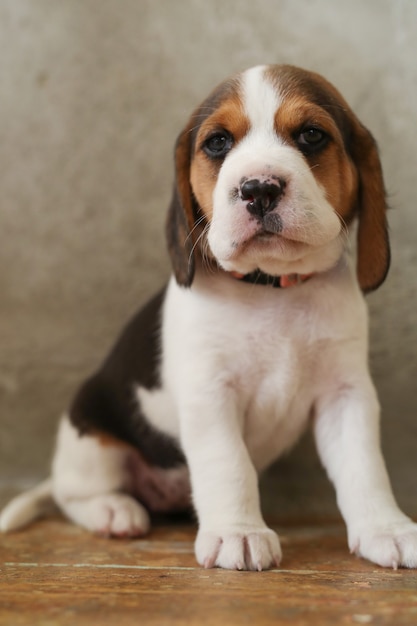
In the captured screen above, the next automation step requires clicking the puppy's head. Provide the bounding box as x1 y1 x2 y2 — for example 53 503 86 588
166 65 389 292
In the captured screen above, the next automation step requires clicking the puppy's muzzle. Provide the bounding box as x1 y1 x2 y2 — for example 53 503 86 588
241 177 286 234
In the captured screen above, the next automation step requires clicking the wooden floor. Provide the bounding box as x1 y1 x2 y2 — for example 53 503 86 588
1 516 417 625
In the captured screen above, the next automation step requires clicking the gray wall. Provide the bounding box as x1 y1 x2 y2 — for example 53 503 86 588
1 0 416 519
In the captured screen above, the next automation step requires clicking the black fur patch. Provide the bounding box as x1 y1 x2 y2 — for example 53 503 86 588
70 288 185 468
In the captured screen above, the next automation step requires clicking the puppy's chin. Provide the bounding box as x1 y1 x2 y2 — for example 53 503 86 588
211 232 346 278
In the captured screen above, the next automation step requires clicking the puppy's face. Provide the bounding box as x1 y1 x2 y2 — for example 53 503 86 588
167 65 389 292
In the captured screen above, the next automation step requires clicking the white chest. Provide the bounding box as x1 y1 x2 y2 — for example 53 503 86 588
151 264 367 469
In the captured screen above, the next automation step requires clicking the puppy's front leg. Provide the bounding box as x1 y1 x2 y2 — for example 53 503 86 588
314 380 417 569
180 392 281 571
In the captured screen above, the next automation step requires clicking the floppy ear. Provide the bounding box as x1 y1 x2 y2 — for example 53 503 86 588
350 120 390 293
165 124 198 287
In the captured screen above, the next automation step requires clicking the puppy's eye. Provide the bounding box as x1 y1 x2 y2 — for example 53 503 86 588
296 127 329 154
202 131 233 158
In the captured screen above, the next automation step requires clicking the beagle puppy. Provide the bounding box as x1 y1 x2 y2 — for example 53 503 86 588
2 64 417 571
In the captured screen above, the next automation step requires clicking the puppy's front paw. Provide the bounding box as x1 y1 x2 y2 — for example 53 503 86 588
195 525 282 571
349 519 417 569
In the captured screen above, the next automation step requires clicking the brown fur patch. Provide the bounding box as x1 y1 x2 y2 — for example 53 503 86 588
275 94 358 222
94 431 134 450
190 94 250 221
349 122 390 291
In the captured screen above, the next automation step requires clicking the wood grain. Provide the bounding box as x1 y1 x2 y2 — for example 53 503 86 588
1 517 417 625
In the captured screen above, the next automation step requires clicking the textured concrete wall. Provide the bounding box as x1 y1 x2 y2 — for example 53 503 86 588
1 0 416 518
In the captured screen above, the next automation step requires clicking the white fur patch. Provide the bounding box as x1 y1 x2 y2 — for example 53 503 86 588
241 65 281 137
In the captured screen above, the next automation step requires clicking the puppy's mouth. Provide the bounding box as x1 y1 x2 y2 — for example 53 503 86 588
252 235 308 260
216 233 308 278
239 224 308 254
233 209 339 252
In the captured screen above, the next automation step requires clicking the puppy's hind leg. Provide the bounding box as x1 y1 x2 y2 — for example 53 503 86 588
52 416 150 537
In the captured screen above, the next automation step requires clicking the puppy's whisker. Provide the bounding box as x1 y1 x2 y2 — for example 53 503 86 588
188 223 210 267
185 215 208 244
339 216 351 246
201 226 214 273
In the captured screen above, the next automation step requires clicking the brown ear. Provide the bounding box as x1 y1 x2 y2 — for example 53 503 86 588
350 120 390 292
165 125 198 287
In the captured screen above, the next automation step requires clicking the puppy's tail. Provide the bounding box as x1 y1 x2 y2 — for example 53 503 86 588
0 479 55 532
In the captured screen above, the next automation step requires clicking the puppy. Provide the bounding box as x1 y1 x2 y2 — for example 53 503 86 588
2 64 417 571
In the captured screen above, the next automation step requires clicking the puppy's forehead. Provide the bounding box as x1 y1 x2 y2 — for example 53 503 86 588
192 64 351 146
241 65 281 132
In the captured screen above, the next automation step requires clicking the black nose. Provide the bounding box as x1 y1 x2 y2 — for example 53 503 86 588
241 178 285 218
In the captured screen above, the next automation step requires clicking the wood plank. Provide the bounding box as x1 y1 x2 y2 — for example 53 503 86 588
1 518 417 626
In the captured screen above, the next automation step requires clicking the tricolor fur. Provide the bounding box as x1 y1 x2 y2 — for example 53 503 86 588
2 65 416 571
